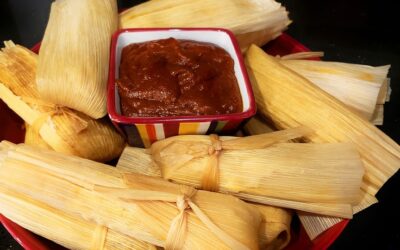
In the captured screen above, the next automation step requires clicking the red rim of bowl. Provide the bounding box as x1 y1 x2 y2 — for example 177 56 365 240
107 27 256 124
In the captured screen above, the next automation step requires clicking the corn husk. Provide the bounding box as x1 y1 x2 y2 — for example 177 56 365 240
24 124 51 150
0 142 261 250
118 128 364 217
244 115 277 135
0 42 125 162
245 45 400 238
119 0 291 52
371 104 384 125
117 146 292 250
245 45 400 195
279 58 390 121
0 186 155 250
36 0 118 118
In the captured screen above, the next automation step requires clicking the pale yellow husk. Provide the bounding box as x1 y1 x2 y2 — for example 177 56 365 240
118 129 364 218
116 146 292 250
0 42 125 162
245 45 400 238
36 0 118 118
0 142 261 250
243 116 378 239
279 58 390 120
24 124 51 150
119 0 291 52
245 45 400 196
0 185 155 250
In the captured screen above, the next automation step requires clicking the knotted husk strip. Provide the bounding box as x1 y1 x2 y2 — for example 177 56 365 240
245 45 400 196
0 185 155 250
0 142 261 250
150 131 364 205
120 130 363 217
36 0 118 118
279 57 390 121
0 42 124 162
119 0 291 52
116 146 292 250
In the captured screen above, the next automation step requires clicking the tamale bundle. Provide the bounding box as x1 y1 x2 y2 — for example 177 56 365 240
279 57 390 121
117 128 364 217
245 45 400 239
36 0 118 118
119 0 291 52
245 45 400 196
116 146 292 250
0 186 155 250
243 115 379 240
0 42 124 162
0 142 261 250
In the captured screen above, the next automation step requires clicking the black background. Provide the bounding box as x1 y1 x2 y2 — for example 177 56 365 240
0 0 399 249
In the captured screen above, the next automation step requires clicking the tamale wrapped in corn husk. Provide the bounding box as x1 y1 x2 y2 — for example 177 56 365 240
117 128 364 217
245 45 400 238
0 42 124 162
245 45 400 196
279 58 390 121
116 146 292 250
243 115 378 240
119 0 290 52
0 186 155 250
36 0 118 118
24 124 51 150
0 142 261 250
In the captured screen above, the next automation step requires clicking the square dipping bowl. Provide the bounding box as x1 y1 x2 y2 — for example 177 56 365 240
107 28 256 147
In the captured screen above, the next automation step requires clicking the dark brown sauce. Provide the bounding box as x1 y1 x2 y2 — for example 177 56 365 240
117 38 242 117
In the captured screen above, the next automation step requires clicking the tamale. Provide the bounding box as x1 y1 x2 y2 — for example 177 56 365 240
245 45 400 196
36 0 118 118
243 115 379 240
24 124 52 150
117 129 364 217
116 146 292 250
0 186 155 250
0 42 125 162
279 58 390 120
0 142 261 250
119 0 290 52
245 45 400 238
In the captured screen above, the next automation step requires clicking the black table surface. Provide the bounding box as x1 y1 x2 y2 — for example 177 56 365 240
1 0 399 249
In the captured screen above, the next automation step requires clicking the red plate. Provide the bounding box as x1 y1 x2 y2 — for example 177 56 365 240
0 33 349 250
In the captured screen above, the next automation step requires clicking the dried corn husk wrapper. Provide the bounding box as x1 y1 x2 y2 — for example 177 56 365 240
245 45 400 196
24 123 51 150
0 186 155 250
36 0 118 118
119 0 291 52
278 56 390 121
0 142 261 250
118 128 364 218
243 115 380 240
245 45 400 238
0 42 124 162
117 146 292 250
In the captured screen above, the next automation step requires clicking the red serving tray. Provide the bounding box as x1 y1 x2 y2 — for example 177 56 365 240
0 33 349 250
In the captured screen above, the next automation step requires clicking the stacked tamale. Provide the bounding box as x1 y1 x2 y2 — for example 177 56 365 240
0 42 124 162
119 0 291 52
0 141 261 250
245 45 400 239
37 0 118 118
